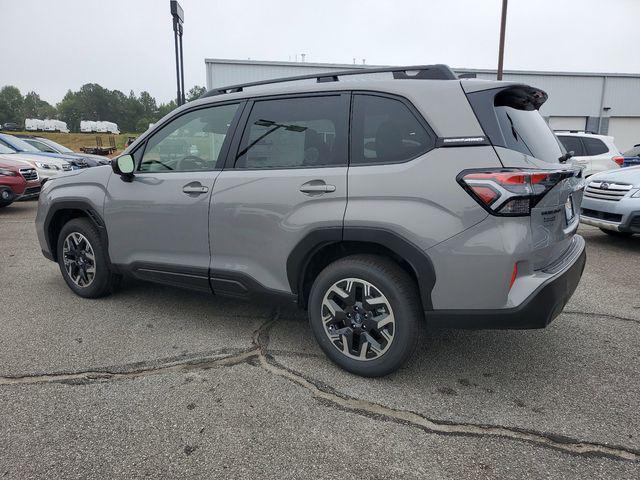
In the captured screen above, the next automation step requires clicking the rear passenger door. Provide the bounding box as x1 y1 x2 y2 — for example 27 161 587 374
209 93 350 296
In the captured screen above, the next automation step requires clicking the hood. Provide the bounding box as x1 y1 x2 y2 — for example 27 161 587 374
590 165 640 187
0 152 59 165
25 151 78 162
0 154 34 169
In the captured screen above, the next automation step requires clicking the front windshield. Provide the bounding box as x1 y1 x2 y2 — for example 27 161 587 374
0 143 15 154
42 138 73 153
1 135 41 153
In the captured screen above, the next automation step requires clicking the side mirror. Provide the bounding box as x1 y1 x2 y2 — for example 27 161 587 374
111 154 135 180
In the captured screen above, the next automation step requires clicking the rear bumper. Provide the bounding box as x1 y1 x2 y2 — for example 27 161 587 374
428 235 586 329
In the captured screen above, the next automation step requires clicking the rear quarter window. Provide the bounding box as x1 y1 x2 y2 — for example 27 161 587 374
582 137 608 156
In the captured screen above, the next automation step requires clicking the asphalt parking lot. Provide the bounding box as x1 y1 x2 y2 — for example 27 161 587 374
1 200 639 479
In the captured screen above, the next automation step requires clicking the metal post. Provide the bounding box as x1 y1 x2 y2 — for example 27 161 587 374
173 18 182 105
170 1 185 105
178 23 185 104
497 0 508 80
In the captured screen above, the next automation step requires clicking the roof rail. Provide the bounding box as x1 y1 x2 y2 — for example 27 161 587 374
201 64 457 98
553 129 599 134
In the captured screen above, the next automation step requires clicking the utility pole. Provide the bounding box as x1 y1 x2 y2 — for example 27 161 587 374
170 1 185 105
497 0 508 80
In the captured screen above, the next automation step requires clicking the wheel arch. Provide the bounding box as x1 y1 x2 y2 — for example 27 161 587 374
287 227 436 310
45 201 110 264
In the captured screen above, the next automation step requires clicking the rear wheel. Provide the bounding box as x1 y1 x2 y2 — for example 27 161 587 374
600 228 633 238
57 218 120 298
308 255 422 377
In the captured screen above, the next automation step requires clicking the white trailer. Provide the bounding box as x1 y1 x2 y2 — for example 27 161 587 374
80 120 98 133
103 121 120 134
54 120 69 133
25 118 44 131
43 119 56 131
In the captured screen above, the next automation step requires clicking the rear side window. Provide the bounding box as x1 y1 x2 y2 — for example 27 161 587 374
557 136 584 156
351 94 434 165
582 137 608 156
235 95 348 169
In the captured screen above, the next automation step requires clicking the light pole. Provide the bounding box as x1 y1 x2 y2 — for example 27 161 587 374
497 0 508 80
170 1 185 105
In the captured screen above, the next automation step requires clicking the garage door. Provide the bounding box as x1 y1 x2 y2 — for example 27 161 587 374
608 117 640 153
548 116 586 132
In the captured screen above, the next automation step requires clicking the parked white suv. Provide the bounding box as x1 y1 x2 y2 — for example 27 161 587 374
556 132 622 177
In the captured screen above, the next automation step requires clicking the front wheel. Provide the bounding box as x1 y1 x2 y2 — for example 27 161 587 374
57 218 120 298
308 255 422 377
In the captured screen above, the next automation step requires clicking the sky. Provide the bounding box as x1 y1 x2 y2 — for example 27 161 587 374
1 0 637 105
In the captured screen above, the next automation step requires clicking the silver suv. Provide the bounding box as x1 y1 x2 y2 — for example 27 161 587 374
36 65 586 377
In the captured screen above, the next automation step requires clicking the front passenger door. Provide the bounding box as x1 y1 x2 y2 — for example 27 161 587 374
104 102 241 289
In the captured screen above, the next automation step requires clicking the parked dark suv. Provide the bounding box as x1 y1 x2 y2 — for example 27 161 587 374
36 65 586 376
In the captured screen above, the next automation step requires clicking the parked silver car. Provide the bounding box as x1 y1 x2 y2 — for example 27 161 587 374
580 166 640 237
35 65 586 376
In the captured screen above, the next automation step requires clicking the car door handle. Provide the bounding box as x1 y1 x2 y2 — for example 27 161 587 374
182 182 209 195
299 181 336 194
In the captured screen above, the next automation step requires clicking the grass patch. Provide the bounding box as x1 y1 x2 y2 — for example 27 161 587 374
9 131 138 157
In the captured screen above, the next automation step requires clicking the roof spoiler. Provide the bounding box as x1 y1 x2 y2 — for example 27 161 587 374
494 85 548 111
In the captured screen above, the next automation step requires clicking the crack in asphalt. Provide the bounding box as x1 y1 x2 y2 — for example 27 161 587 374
563 310 640 325
0 307 638 462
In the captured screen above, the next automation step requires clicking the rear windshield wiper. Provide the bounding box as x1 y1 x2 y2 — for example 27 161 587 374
558 151 573 163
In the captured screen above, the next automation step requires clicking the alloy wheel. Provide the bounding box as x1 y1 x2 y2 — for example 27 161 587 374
62 232 96 288
321 278 395 361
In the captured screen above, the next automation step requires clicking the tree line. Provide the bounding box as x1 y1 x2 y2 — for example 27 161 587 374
0 84 207 133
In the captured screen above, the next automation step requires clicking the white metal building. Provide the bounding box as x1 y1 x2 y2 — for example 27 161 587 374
205 58 640 152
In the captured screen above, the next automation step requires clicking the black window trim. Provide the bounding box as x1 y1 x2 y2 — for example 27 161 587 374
225 91 351 171
130 99 247 174
348 90 437 167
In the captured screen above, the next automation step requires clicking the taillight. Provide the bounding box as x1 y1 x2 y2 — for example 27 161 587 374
458 168 573 216
612 156 624 166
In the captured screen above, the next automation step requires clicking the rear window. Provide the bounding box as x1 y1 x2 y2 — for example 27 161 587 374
494 106 564 163
582 137 608 156
557 135 585 156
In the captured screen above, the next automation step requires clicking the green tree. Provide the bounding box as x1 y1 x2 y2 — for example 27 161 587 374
22 91 56 119
0 86 25 125
56 90 83 132
186 85 206 102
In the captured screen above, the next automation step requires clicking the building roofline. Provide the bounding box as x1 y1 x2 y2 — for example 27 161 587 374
204 58 384 69
205 58 640 78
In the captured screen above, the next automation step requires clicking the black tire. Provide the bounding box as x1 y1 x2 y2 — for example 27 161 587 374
600 228 633 238
57 218 120 298
308 255 422 377
0 186 15 207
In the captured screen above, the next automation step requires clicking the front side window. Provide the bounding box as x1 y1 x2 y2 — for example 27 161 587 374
235 95 348 169
582 137 608 156
351 94 434 165
139 103 239 172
